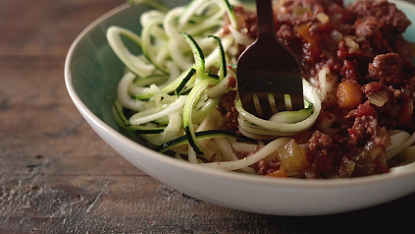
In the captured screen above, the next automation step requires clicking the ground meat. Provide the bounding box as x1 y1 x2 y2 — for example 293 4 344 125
276 1 315 26
375 99 400 129
230 0 415 178
224 6 258 39
339 119 390 177
362 81 383 95
235 6 258 39
393 88 415 128
347 115 379 146
347 0 411 34
277 24 298 46
368 53 403 86
269 0 412 85
405 75 415 92
277 24 295 40
334 107 391 177
362 82 400 128
217 91 238 131
340 59 360 80
328 3 353 28
307 131 335 172
355 17 382 39
254 159 281 175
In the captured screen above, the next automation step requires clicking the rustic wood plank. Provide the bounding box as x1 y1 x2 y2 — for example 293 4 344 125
1 173 415 233
0 0 125 57
0 55 144 177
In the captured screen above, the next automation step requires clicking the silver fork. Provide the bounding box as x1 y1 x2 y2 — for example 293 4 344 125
236 0 304 119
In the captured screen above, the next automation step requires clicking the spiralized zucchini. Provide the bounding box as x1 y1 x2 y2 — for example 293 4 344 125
236 79 321 138
106 0 321 171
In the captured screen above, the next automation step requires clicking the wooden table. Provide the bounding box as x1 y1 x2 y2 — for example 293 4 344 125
1 0 415 233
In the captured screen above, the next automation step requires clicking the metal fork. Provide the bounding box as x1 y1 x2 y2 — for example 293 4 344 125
236 0 304 119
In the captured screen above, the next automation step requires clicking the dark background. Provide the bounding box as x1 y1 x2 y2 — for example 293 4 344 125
1 0 414 233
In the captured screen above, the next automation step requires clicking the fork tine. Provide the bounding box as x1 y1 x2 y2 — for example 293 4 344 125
241 90 304 119
236 0 304 120
240 93 257 117
255 92 286 119
257 93 274 118
273 93 286 113
268 93 278 114
290 94 304 112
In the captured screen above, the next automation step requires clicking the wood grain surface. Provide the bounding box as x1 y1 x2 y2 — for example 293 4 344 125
1 0 415 233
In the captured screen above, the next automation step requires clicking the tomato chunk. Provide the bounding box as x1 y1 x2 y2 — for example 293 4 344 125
337 80 362 109
296 24 320 46
355 102 376 117
278 140 309 171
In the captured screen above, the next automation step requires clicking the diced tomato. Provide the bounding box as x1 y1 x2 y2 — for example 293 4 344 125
355 102 376 117
328 4 352 24
337 80 362 109
296 24 320 47
278 140 309 171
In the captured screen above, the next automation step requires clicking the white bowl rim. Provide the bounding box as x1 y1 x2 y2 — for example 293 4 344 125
64 0 415 190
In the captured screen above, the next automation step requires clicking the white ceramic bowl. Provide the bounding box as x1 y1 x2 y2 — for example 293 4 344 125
65 0 415 215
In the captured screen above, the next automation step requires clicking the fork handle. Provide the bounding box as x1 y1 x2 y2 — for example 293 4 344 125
255 0 276 40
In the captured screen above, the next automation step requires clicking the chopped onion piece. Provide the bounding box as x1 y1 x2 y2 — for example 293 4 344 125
330 30 343 41
341 158 356 178
292 6 311 16
316 13 329 24
368 90 389 107
344 37 360 53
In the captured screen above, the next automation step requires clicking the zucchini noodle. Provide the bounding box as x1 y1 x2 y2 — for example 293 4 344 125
107 27 154 77
108 0 415 179
235 79 321 137
202 138 291 171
